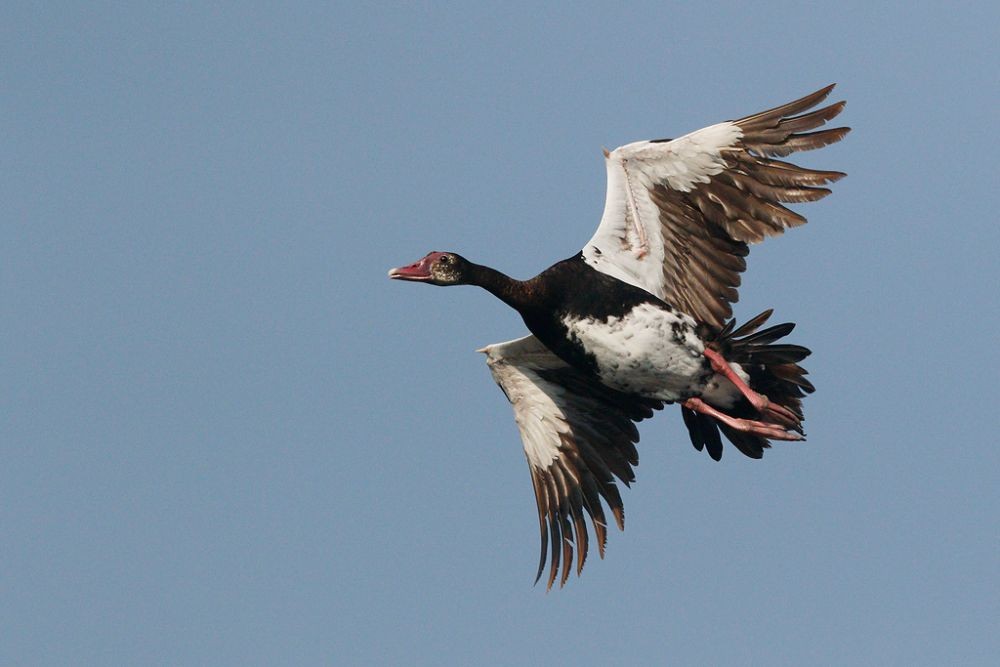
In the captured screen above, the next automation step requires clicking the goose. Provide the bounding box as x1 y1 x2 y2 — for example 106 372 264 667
389 85 848 589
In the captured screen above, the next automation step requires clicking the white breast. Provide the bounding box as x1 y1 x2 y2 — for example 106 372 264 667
561 303 708 400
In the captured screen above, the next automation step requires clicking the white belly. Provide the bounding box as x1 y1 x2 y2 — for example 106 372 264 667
562 303 710 400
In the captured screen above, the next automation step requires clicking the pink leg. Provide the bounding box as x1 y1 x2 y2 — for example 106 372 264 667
683 397 804 442
703 348 802 430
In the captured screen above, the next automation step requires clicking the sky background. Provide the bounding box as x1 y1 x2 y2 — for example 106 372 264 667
3 2 998 665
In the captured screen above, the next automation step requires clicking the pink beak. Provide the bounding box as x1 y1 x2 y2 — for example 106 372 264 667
387 252 445 282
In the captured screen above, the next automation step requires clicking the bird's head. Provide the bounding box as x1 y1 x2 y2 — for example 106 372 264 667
388 251 471 286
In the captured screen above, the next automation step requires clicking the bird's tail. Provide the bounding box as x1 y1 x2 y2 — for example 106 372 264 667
683 309 815 460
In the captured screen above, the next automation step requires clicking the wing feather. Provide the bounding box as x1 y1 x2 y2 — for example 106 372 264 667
480 335 662 589
583 84 849 328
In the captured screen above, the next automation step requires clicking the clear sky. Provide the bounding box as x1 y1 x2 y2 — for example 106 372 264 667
3 2 998 665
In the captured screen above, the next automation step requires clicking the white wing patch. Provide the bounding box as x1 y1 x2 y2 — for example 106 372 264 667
617 122 743 192
580 85 849 330
478 334 662 588
480 336 569 469
583 122 743 299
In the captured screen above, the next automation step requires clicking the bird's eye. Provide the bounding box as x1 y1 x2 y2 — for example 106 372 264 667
439 255 452 264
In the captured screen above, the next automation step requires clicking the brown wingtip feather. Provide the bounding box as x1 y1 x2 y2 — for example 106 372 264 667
750 126 852 158
737 85 849 158
736 84 839 129
650 85 847 328
522 378 660 589
546 513 560 590
531 472 549 587
593 518 608 558
574 522 588 576
611 505 625 531
559 516 573 587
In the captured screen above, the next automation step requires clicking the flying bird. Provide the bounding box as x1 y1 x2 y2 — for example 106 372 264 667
389 85 849 589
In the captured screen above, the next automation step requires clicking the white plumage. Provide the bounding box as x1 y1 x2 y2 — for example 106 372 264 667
479 336 567 470
583 122 744 299
561 303 707 399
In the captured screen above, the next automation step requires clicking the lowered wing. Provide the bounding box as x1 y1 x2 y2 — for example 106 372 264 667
479 335 662 589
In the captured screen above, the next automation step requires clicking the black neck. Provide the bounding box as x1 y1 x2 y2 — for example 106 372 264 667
467 263 533 312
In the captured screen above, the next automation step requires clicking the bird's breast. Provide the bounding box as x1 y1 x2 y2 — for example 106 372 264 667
560 303 710 400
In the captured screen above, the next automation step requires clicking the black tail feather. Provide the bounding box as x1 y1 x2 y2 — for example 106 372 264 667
682 407 724 461
726 309 773 338
719 310 814 419
685 310 813 460
741 322 796 345
718 424 769 459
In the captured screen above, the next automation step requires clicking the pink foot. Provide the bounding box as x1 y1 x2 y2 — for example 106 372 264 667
683 397 804 442
703 347 802 431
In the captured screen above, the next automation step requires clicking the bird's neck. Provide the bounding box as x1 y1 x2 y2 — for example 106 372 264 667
467 263 537 312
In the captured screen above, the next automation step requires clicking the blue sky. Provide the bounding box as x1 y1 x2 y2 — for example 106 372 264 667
3 2 998 665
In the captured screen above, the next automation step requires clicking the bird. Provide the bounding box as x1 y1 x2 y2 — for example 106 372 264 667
388 85 849 589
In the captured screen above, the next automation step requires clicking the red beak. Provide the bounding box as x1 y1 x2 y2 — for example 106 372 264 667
387 252 444 282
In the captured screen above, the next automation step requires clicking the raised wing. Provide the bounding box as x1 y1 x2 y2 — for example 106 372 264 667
479 335 662 589
583 84 849 329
